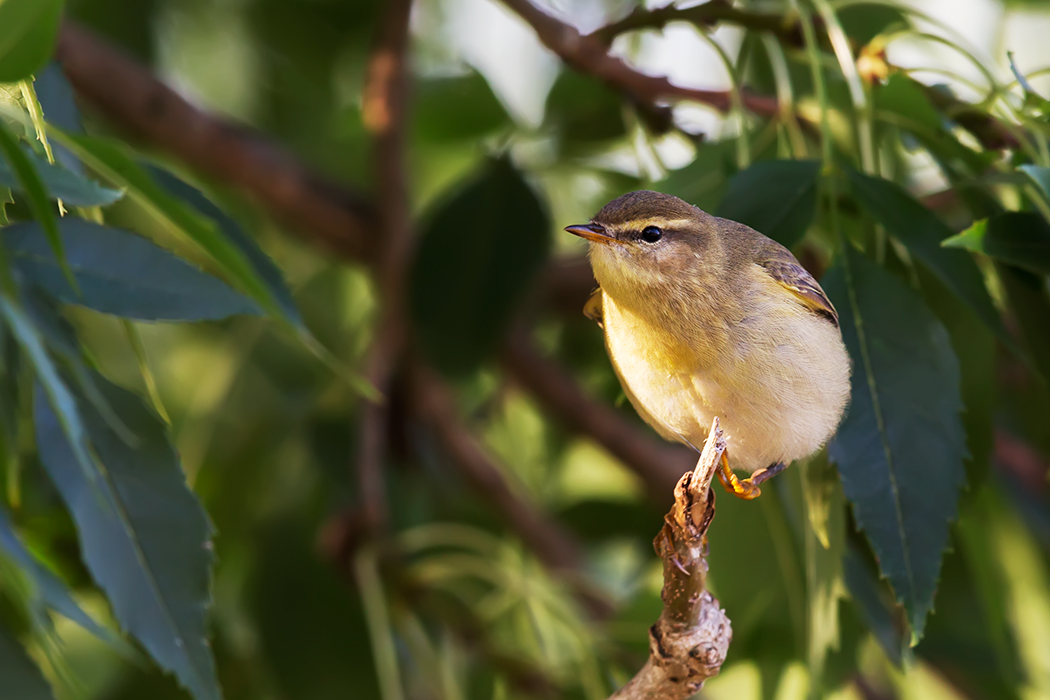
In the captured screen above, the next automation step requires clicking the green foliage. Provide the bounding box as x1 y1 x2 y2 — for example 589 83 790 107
2 2 1050 700
5 220 262 320
411 157 550 376
715 159 821 248
825 248 967 642
0 0 63 82
35 378 220 700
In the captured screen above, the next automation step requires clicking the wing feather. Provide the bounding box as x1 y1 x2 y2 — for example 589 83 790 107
757 248 838 327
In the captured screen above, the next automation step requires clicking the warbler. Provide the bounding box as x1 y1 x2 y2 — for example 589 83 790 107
566 191 851 499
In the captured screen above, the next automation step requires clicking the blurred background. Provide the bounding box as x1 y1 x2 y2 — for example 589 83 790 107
3 0 1050 699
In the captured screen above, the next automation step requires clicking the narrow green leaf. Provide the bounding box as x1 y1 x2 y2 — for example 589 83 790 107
0 119 75 291
0 152 123 207
716 159 822 248
0 0 63 82
825 247 967 641
846 169 1008 344
6 219 262 321
0 296 98 492
34 377 221 700
0 622 55 700
802 455 846 696
0 504 124 648
943 212 1050 275
145 165 301 325
55 132 283 319
411 158 550 376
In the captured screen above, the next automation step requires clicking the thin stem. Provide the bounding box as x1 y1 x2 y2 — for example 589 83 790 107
355 545 406 700
694 29 751 167
18 79 65 215
121 320 171 425
762 34 808 159
811 0 875 173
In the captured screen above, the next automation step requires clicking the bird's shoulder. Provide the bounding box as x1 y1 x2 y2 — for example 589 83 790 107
751 240 838 327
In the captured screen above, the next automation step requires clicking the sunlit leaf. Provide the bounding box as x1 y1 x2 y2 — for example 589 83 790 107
846 169 1007 343
0 0 63 82
803 455 846 695
34 377 220 700
943 212 1050 275
716 159 821 248
0 623 54 700
411 157 550 376
825 247 967 641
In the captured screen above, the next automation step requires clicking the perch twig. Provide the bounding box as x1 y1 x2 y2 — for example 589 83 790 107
610 417 732 700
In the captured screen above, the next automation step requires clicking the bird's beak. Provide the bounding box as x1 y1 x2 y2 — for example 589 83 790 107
564 223 618 245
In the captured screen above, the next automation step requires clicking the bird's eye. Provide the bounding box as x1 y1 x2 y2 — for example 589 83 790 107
641 226 663 243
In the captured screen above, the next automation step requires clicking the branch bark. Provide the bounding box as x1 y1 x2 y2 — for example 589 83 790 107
503 327 694 501
408 363 587 575
610 418 731 699
497 0 779 127
54 22 379 261
353 0 416 533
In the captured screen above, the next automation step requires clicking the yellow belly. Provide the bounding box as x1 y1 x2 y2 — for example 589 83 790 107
600 290 851 473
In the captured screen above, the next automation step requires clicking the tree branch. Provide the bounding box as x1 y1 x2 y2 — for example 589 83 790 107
589 0 795 47
54 22 379 261
354 0 416 533
497 0 779 123
408 363 588 575
502 327 694 502
610 418 731 699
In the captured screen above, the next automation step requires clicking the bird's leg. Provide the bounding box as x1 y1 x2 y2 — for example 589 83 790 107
716 452 762 500
748 462 788 487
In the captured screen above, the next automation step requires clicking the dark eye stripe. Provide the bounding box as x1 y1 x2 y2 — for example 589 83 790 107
641 226 662 243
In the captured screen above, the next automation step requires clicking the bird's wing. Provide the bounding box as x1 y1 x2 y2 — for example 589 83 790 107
756 248 839 327
583 288 604 327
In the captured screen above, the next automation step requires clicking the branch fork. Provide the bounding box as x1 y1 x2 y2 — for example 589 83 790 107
611 417 732 700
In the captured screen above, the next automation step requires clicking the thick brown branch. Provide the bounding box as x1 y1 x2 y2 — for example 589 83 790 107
498 0 779 122
54 22 378 261
408 364 588 576
502 327 694 502
610 418 731 699
590 0 794 47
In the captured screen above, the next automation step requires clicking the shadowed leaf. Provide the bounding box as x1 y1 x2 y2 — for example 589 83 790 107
6 219 261 320
0 504 125 649
145 165 302 326
0 151 122 206
411 158 550 376
716 160 821 248
0 623 54 700
825 247 967 641
943 212 1050 276
846 169 1008 344
34 377 221 700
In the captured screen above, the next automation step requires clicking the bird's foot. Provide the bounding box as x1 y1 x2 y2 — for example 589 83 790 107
717 456 787 500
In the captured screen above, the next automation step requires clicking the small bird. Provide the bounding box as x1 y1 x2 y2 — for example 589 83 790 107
566 191 851 499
